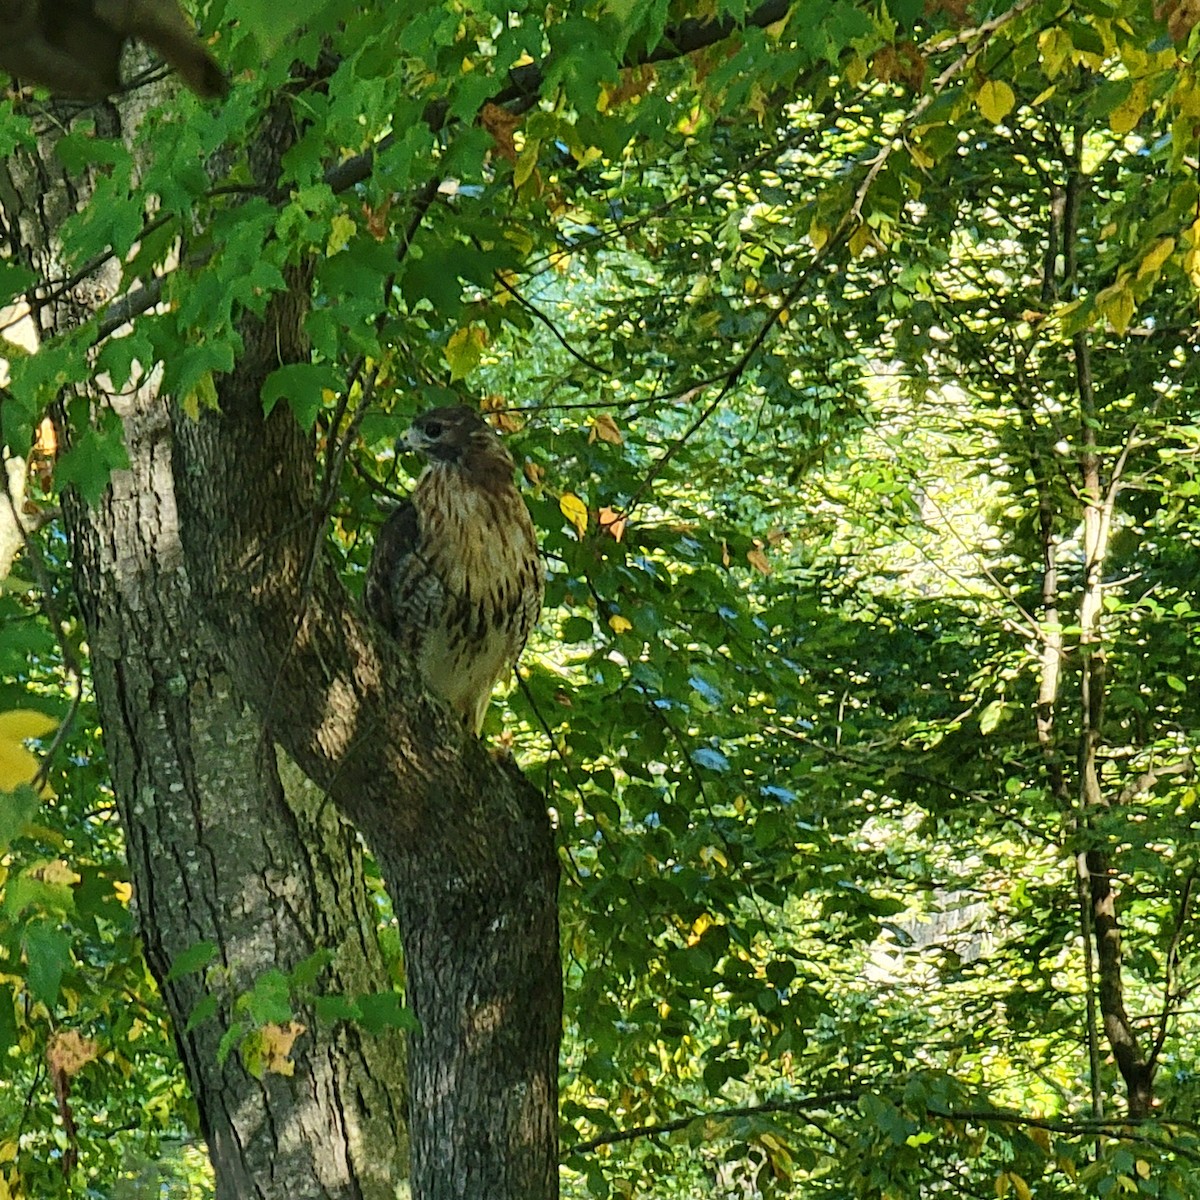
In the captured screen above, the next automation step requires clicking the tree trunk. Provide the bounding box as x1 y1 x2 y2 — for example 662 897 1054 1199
64 389 411 1196
170 301 562 1200
3 67 562 1200
162 82 562 1200
3 96 411 1198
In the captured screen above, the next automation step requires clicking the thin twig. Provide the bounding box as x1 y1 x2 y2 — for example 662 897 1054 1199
493 272 611 376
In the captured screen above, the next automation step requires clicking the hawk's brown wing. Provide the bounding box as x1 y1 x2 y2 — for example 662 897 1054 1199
364 500 444 651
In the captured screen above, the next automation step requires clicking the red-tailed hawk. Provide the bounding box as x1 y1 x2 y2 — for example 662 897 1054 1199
364 405 544 735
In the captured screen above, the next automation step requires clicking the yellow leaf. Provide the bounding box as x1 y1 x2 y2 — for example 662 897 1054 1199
0 739 41 792
1102 284 1136 334
0 1140 15 1164
0 711 58 741
0 710 57 795
32 860 80 888
1136 1159 1152 1179
1110 81 1149 135
608 615 632 634
444 325 487 381
1137 236 1175 280
514 144 540 190
848 223 872 257
1009 1172 1032 1200
808 218 830 251
1039 27 1072 79
1176 78 1200 117
559 493 588 538
977 79 1016 124
493 269 520 304
260 1021 305 1076
1184 219 1200 288
113 880 133 904
183 370 218 422
908 142 934 170
326 212 356 257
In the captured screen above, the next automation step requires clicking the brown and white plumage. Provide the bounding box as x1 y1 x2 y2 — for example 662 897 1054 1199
364 405 544 735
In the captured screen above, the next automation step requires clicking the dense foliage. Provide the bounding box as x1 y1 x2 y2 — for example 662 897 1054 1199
1 0 1200 1196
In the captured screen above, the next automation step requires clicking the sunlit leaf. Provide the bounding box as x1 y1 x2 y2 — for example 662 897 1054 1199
977 79 1016 124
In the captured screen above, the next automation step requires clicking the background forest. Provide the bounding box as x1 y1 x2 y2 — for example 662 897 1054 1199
1 0 1199 1197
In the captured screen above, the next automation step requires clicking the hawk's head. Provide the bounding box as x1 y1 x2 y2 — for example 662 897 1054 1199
404 406 515 487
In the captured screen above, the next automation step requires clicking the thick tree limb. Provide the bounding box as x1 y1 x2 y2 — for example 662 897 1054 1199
170 249 560 1200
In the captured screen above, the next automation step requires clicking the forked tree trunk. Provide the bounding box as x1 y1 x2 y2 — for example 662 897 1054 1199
4 68 562 1200
170 291 562 1200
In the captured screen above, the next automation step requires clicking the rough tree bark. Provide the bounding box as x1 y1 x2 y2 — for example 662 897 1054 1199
3 98 411 1198
4 63 562 1200
64 391 411 1196
170 282 562 1200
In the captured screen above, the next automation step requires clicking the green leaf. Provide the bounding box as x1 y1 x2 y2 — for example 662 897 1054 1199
562 616 595 642
313 994 361 1023
0 260 36 308
239 0 338 54
978 699 1009 735
241 969 293 1025
161 340 237 406
184 992 222 1033
0 785 40 853
55 402 130 505
356 991 418 1035
166 940 218 983
96 327 156 394
217 1020 246 1067
261 362 341 430
400 246 467 314
0 983 17 1053
289 949 335 990
23 921 70 1006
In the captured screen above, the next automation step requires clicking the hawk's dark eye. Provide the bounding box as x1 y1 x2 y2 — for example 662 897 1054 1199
422 420 444 439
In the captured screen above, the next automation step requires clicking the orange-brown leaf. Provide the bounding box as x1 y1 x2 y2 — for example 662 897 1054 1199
481 102 521 162
47 1030 99 1078
746 544 771 575
598 506 626 541
1158 0 1200 40
361 197 391 241
589 414 623 445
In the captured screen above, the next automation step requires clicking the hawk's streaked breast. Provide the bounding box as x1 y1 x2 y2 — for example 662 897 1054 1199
365 406 544 734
